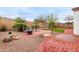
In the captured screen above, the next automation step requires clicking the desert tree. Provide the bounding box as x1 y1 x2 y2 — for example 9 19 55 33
46 14 58 33
36 15 46 24
32 15 47 29
32 19 39 30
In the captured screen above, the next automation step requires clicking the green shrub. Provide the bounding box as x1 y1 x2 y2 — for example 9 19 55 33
13 17 27 32
31 24 39 30
0 25 7 31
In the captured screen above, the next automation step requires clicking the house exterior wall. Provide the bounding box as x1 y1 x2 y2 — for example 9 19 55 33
73 11 79 35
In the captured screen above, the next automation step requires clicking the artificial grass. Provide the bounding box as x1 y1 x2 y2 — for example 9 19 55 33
53 28 64 33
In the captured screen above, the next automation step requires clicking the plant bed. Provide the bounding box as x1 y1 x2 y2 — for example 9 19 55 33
26 30 33 35
8 31 12 34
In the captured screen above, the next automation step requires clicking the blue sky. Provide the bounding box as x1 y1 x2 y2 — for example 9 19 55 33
0 7 73 22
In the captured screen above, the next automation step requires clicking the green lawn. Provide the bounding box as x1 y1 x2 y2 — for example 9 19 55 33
53 28 64 33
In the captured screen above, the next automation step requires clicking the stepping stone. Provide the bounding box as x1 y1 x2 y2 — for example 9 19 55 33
43 33 52 37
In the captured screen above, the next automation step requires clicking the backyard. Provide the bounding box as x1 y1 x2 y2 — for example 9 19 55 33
0 7 79 52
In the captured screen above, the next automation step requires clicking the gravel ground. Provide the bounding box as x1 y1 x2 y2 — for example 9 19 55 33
0 31 44 52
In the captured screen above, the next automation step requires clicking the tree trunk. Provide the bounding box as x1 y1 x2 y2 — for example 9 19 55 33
52 30 53 34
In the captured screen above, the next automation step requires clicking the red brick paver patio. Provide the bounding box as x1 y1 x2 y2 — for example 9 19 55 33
37 29 79 52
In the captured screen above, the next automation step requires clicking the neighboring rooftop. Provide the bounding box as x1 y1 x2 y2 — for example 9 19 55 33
72 7 79 11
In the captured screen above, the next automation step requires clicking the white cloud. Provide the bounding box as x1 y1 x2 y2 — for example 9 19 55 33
0 7 73 23
25 18 33 22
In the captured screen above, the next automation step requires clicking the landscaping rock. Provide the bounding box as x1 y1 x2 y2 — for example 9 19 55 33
12 35 20 40
3 37 12 42
43 34 51 37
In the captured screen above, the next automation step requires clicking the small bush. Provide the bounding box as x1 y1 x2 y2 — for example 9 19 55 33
0 25 7 31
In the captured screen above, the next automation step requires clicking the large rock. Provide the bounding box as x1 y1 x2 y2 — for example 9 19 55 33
11 35 20 40
3 36 12 42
